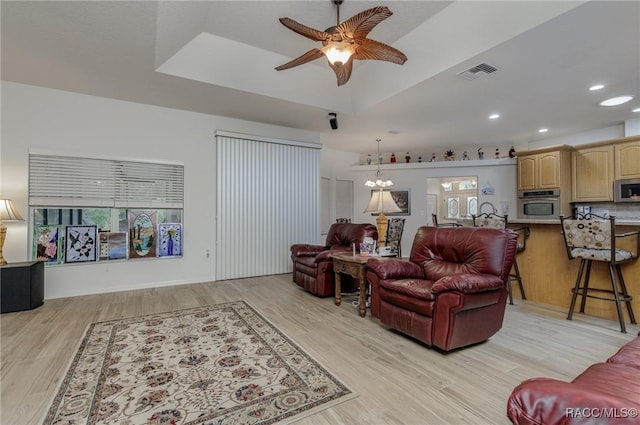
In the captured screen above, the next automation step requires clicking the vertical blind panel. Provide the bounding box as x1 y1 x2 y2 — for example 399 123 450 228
29 154 184 208
216 135 320 280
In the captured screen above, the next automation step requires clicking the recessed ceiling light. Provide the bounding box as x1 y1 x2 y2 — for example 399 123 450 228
388 130 401 134
633 107 640 113
589 84 605 91
600 95 634 106
538 128 548 133
489 114 500 120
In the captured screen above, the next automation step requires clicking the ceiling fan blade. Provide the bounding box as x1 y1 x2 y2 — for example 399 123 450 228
328 56 354 86
279 17 330 42
275 48 325 71
355 39 407 65
337 6 393 40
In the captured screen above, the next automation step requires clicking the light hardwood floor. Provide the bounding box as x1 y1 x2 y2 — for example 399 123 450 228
1 274 638 425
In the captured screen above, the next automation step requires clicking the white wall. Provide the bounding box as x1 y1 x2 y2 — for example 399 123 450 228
625 117 640 136
1 82 319 299
350 161 517 257
319 146 360 233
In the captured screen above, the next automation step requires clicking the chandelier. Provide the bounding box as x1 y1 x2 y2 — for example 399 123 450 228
363 139 400 248
365 139 393 188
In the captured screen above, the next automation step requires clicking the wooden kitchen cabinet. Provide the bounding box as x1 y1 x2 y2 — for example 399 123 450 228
615 139 640 180
517 150 569 190
572 145 614 202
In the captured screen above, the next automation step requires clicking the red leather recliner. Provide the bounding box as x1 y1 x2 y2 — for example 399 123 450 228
291 223 378 297
366 226 518 351
507 331 640 425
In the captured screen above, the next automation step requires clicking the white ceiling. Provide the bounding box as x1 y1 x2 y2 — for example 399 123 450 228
2 1 639 154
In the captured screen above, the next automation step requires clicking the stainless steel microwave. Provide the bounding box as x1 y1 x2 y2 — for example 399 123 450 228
615 178 640 202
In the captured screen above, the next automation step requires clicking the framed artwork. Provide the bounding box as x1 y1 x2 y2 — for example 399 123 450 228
158 223 182 257
447 197 460 219
33 225 63 264
371 189 411 216
99 231 128 260
128 210 157 259
64 225 97 263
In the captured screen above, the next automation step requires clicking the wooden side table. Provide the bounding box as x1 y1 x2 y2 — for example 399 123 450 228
332 253 370 317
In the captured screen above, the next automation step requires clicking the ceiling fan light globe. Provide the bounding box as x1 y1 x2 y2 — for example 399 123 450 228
323 42 354 65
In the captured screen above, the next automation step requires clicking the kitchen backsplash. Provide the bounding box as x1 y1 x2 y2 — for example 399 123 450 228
574 202 640 220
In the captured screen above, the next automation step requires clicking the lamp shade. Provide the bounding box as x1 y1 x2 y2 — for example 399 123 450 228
0 198 24 222
364 190 402 214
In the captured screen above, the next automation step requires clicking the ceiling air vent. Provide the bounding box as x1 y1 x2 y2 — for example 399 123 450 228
457 63 499 81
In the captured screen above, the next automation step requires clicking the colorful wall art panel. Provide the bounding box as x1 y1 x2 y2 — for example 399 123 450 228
158 223 182 257
64 225 97 263
128 210 157 259
33 225 63 264
99 231 128 260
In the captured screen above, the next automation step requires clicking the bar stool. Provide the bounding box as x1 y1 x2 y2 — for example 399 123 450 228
472 212 528 305
431 213 462 227
560 214 638 333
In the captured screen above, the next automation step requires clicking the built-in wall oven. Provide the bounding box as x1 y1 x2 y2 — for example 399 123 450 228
517 189 560 219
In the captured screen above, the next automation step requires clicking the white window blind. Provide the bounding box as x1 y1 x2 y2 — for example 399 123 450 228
29 154 184 208
215 132 321 280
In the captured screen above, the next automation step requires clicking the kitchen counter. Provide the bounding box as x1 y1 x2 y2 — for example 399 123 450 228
509 218 640 226
509 221 639 329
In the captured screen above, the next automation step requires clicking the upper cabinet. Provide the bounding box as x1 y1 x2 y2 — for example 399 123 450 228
572 145 614 202
615 139 640 180
517 149 571 191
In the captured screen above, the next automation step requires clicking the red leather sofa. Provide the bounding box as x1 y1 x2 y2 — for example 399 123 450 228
366 226 518 351
507 331 640 425
290 222 378 297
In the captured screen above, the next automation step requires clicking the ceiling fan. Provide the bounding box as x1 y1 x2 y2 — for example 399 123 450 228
275 0 407 86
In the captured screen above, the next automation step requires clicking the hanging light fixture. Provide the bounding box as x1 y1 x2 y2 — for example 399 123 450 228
363 139 401 248
275 0 407 86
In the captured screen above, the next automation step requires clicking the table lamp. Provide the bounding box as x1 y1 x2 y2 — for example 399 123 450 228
0 198 24 265
364 188 401 247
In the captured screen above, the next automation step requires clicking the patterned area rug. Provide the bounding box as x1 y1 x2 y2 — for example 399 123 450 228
44 301 355 424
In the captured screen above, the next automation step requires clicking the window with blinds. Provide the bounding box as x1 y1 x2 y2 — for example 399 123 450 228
29 154 184 208
28 153 185 264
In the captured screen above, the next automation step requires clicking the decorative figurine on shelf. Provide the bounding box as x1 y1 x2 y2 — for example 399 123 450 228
390 153 397 163
444 149 456 161
405 152 411 163
418 156 423 163
366 153 372 165
430 153 437 162
509 146 516 158
463 151 469 160
477 148 484 160
495 148 500 159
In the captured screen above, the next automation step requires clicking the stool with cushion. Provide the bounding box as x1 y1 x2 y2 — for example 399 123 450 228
560 213 638 333
431 213 462 227
472 212 528 305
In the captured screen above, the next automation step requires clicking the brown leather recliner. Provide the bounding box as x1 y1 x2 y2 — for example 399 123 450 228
291 223 378 297
366 226 518 351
